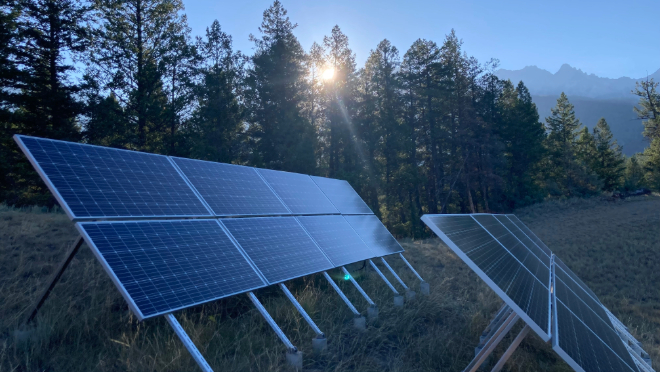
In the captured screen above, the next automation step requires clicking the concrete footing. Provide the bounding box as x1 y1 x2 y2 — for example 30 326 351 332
286 350 303 371
353 315 366 331
420 281 430 295
393 295 404 307
367 305 379 322
312 335 327 353
405 290 416 301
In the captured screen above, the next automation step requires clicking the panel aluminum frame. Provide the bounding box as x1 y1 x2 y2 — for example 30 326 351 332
421 214 551 342
14 135 213 221
75 219 268 321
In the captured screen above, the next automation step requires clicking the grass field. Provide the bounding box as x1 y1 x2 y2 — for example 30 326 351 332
0 196 658 371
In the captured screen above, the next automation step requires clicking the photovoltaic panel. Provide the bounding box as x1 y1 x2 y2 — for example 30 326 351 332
554 268 639 372
421 214 550 341
554 256 602 306
221 217 334 284
505 214 553 257
76 220 266 320
172 157 290 216
256 169 339 215
344 215 404 256
554 300 639 372
493 214 551 265
15 135 211 219
310 176 373 214
472 214 550 286
297 215 376 267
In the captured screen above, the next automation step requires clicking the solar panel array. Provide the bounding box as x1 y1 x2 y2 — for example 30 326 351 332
15 134 405 321
422 212 644 372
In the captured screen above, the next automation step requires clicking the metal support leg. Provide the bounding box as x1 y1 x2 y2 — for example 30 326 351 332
381 257 409 290
279 283 324 337
247 292 297 353
368 260 399 295
490 325 530 372
323 271 360 316
399 253 424 282
399 253 429 294
24 236 84 324
341 266 375 306
464 311 519 372
166 313 214 372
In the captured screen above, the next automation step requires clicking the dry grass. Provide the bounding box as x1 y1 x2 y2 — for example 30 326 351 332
0 196 658 371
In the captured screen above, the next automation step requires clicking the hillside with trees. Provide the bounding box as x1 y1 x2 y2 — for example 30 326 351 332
1 0 659 237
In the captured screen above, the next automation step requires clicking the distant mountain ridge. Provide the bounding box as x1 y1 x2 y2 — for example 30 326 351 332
495 64 660 100
494 64 658 155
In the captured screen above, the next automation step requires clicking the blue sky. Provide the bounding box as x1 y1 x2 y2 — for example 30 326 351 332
183 0 659 79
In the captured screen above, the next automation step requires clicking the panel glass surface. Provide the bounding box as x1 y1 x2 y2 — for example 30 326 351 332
422 215 549 339
343 215 404 256
505 214 553 257
78 220 266 320
256 169 339 215
297 215 375 267
493 214 551 265
472 215 549 285
172 157 289 216
310 176 373 214
16 135 210 219
555 256 602 306
221 217 333 284
555 298 638 372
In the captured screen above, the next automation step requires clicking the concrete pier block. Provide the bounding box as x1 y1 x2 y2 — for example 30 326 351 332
405 290 416 301
420 281 430 295
394 295 404 307
286 350 303 371
353 315 366 331
367 305 379 322
312 335 327 353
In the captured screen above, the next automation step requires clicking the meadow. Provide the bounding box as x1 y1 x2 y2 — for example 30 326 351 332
0 196 658 372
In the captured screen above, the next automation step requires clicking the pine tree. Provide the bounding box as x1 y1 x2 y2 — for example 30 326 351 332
245 1 316 173
623 154 645 191
187 20 244 163
87 0 188 151
589 118 624 191
633 79 660 189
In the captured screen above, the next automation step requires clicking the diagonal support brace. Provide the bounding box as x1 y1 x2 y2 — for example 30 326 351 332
247 292 297 353
341 266 375 306
24 236 84 325
464 310 519 372
490 325 530 372
368 259 399 295
166 313 214 372
323 271 360 316
279 283 324 337
381 257 409 290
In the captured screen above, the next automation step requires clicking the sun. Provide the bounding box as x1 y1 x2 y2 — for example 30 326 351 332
322 67 335 81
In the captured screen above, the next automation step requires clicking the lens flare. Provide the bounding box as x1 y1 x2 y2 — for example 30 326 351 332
322 67 335 81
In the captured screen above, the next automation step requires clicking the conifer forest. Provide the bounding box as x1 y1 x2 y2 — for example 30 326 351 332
2 0 659 237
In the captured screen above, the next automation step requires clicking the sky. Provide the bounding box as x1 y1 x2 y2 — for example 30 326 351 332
182 0 660 79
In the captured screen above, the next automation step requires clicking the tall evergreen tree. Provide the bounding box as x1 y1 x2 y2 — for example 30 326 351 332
245 0 316 173
633 78 660 189
590 118 624 191
87 0 188 151
186 20 244 163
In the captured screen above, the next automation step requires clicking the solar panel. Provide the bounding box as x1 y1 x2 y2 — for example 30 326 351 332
76 220 266 320
421 214 550 341
493 214 551 265
554 256 602 306
553 266 639 372
343 215 404 256
172 157 290 216
220 217 334 284
310 176 373 214
15 135 211 220
505 214 553 257
256 169 339 215
472 214 550 286
297 215 376 267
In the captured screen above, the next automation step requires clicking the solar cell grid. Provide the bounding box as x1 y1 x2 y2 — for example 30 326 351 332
493 214 551 265
172 157 290 216
310 176 373 215
77 220 266 320
421 214 550 341
472 214 550 286
555 256 602 306
257 169 339 215
505 214 553 257
15 135 211 219
554 300 639 372
221 217 334 284
343 215 404 256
